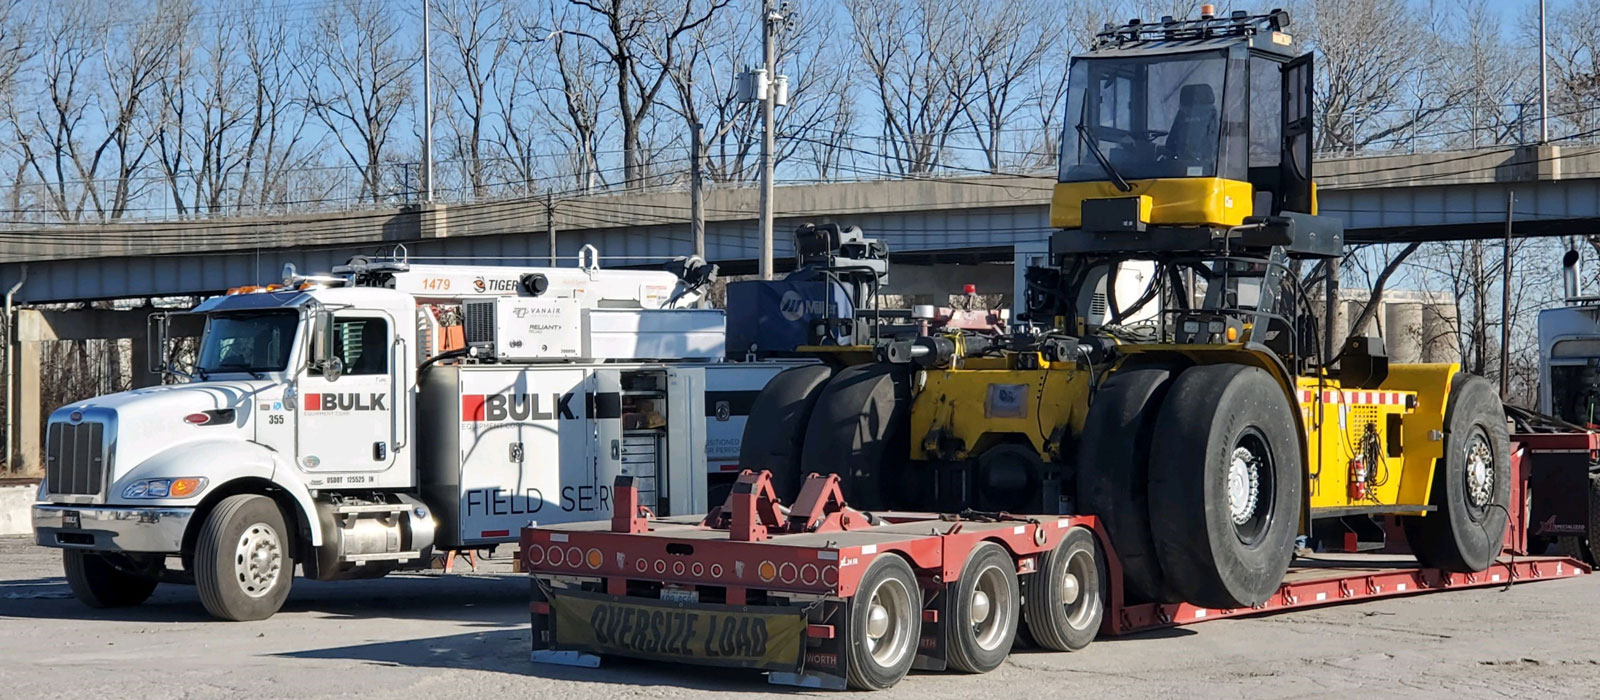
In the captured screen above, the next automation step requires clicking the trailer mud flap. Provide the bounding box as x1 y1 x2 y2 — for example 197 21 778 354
542 588 809 673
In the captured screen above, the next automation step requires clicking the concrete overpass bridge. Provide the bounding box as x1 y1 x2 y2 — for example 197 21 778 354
3 144 1599 305
4 144 1600 469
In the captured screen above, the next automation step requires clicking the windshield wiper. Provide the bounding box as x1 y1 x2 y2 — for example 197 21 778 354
1076 122 1133 193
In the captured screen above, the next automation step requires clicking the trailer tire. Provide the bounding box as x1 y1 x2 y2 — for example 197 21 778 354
62 550 159 608
1021 526 1104 652
1149 364 1302 609
801 364 911 511
1589 475 1600 565
1402 375 1511 572
195 494 294 621
946 542 1020 673
846 554 922 690
1076 366 1175 602
739 364 834 500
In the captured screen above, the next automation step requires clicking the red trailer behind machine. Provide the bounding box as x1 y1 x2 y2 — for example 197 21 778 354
520 437 1590 691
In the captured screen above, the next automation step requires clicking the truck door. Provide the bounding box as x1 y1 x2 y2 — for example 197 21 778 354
296 314 397 474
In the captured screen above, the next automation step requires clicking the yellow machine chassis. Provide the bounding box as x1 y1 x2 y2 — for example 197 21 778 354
908 344 1460 519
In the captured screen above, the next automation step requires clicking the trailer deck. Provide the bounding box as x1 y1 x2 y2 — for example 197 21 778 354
521 459 1591 690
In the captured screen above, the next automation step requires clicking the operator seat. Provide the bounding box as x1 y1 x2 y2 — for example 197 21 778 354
1165 84 1219 172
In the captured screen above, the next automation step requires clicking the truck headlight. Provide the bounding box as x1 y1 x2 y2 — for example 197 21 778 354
123 477 207 499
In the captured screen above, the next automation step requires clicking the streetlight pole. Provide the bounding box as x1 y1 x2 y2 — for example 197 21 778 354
422 0 435 203
758 0 776 280
1540 0 1549 144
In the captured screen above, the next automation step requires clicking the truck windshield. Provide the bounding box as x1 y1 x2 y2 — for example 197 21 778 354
196 311 299 376
1059 51 1229 183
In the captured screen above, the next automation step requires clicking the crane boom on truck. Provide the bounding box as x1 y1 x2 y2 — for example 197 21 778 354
30 247 801 621
520 7 1566 690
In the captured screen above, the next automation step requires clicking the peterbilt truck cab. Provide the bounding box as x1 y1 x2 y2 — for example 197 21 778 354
32 250 796 620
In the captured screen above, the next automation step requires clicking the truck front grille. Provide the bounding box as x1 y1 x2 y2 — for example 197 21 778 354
46 421 109 497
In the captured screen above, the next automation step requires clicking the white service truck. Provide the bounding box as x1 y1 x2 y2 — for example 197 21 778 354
31 249 795 620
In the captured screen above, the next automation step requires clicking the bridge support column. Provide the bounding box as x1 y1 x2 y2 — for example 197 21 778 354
8 309 165 473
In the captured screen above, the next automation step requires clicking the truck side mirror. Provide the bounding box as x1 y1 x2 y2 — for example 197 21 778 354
147 313 169 374
311 309 343 382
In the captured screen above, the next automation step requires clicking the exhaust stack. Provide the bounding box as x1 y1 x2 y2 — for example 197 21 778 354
1563 248 1582 302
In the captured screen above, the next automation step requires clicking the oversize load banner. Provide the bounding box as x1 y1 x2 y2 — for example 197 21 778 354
550 589 807 672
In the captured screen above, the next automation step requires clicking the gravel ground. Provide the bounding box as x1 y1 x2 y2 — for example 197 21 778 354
2 534 1598 699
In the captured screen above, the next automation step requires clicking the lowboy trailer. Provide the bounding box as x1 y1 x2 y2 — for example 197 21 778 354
521 437 1589 691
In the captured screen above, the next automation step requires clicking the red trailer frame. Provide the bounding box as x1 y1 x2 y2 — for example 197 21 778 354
520 443 1591 690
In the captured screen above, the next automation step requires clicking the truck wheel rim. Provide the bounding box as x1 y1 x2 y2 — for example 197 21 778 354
1063 547 1097 629
863 576 913 667
235 522 283 598
970 563 1012 650
1464 429 1494 513
1229 430 1273 545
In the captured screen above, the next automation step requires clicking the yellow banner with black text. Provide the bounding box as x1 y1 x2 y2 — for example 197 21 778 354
550 589 807 672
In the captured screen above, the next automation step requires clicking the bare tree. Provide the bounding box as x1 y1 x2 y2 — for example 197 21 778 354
1296 0 1459 153
525 3 611 193
557 0 731 187
0 0 33 219
955 0 1057 171
303 0 416 203
667 0 848 183
847 0 983 175
1544 0 1600 139
237 1 317 213
1435 3 1534 149
18 1 185 221
432 0 512 199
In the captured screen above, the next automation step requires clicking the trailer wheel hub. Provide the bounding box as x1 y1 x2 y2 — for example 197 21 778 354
867 604 890 639
970 589 992 624
1060 570 1081 605
1465 430 1494 510
235 522 283 598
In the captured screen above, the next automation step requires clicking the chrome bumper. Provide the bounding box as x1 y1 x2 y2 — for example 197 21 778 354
33 503 193 553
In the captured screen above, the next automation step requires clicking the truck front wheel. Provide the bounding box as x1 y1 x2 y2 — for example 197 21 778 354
194 494 294 621
62 550 159 608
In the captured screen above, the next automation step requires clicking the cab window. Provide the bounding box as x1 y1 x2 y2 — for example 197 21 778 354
317 317 389 376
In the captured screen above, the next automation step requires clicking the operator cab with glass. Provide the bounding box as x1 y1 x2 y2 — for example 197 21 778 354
1052 8 1326 241
1042 8 1342 374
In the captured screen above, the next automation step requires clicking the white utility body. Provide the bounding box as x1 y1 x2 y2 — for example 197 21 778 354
32 249 798 620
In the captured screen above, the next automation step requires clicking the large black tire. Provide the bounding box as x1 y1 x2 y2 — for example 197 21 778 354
946 542 1020 673
845 555 922 690
1021 526 1104 652
1403 375 1511 573
62 550 159 608
195 494 294 621
1075 366 1176 602
1149 364 1303 609
800 364 911 511
738 364 834 500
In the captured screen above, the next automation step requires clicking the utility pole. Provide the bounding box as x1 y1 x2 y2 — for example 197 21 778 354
422 0 435 203
758 0 777 280
1540 0 1549 144
1501 191 1513 396
691 122 706 260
